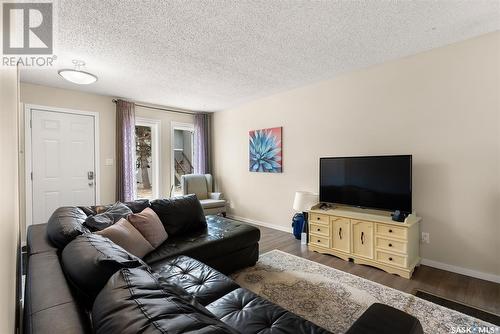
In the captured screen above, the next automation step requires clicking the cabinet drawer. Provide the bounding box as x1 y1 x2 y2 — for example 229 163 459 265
310 213 329 225
309 222 330 237
376 250 407 268
376 224 407 240
309 235 330 248
376 237 407 254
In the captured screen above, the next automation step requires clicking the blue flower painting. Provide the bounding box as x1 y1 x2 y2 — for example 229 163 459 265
249 127 282 173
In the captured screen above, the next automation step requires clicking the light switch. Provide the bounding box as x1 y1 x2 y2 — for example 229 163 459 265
105 158 114 166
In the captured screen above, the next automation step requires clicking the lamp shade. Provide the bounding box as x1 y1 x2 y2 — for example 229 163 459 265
293 191 319 212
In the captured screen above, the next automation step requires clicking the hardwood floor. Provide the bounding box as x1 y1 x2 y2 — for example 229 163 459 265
256 224 500 316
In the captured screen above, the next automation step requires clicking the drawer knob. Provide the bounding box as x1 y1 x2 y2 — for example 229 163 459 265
317 228 321 231
389 243 393 247
317 239 321 243
389 229 393 233
317 217 320 220
389 257 393 261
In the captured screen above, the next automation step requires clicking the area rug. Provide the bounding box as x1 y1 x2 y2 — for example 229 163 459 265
231 250 498 334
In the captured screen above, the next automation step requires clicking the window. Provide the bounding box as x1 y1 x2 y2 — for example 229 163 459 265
171 122 194 196
135 118 160 199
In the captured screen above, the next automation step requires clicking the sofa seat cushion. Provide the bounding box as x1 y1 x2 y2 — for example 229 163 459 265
207 288 330 334
144 215 260 267
92 268 238 334
344 303 423 334
200 199 226 209
155 256 239 305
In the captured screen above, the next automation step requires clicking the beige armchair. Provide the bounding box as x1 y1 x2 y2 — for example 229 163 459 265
180 174 226 216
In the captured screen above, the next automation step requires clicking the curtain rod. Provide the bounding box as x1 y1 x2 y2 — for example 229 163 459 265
112 99 200 115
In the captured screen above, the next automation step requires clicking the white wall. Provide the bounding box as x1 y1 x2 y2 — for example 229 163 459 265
0 67 20 333
213 32 500 278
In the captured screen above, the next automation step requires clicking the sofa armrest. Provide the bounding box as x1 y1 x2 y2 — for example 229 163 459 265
209 192 224 200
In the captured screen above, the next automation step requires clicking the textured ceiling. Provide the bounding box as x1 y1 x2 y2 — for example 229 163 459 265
20 0 500 111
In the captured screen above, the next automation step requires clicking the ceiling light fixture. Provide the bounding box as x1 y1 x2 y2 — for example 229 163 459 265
58 60 98 85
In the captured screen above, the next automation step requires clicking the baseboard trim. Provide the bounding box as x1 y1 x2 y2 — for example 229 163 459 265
227 215 291 234
228 214 500 284
421 258 500 284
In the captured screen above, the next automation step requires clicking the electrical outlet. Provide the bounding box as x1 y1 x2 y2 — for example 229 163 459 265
228 200 235 209
421 232 430 244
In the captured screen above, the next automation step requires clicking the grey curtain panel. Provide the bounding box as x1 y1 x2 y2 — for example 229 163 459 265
194 113 212 174
116 99 136 202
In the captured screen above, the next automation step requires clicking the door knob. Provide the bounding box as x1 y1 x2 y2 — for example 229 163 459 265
88 182 94 186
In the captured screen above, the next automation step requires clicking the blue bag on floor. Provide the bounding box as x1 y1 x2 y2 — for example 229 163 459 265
292 213 305 240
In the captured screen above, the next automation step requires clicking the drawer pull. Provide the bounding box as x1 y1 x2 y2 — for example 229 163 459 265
388 243 393 247
339 227 342 239
389 229 393 233
389 257 393 261
361 231 365 245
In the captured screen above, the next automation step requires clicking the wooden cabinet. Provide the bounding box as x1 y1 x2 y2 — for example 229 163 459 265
351 220 374 259
331 217 350 253
308 205 421 279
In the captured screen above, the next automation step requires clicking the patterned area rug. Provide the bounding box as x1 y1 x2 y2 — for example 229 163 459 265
231 250 498 334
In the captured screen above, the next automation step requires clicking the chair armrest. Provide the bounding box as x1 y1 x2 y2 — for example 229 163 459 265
209 192 224 200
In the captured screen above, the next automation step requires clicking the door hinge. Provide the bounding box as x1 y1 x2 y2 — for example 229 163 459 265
30 172 33 180
29 119 32 128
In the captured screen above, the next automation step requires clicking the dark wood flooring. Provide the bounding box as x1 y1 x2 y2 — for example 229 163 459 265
256 224 500 316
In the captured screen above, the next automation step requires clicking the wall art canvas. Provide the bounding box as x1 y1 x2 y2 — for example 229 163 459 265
249 127 282 173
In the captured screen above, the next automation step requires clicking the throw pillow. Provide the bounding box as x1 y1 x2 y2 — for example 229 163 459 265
84 202 132 231
127 207 168 248
96 218 154 258
150 194 207 236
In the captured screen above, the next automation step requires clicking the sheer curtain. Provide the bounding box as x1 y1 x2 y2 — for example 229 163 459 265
194 113 212 175
115 99 136 201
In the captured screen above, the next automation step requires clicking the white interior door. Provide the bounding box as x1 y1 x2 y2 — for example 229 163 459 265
31 109 96 225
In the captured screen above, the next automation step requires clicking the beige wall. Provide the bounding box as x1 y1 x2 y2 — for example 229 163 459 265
21 83 117 204
0 67 21 333
213 32 500 278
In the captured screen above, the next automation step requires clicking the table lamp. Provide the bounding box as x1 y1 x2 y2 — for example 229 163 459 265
293 191 319 244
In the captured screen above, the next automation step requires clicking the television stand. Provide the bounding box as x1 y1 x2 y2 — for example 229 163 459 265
307 204 421 279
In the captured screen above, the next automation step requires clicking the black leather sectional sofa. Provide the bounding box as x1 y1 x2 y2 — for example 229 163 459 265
24 198 423 334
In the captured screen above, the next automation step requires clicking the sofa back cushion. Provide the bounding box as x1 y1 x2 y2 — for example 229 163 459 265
150 195 207 236
84 202 132 231
96 218 154 258
127 207 168 248
46 207 90 249
61 233 144 305
92 267 237 334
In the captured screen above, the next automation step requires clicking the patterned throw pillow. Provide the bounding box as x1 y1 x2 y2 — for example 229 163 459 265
84 202 132 231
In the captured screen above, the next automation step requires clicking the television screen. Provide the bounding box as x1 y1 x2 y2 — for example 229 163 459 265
320 155 412 212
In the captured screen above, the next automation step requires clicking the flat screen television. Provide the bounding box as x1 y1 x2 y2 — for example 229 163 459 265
320 155 412 213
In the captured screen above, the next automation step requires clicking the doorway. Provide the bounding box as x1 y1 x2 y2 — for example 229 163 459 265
135 118 160 199
25 105 99 226
171 122 194 196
